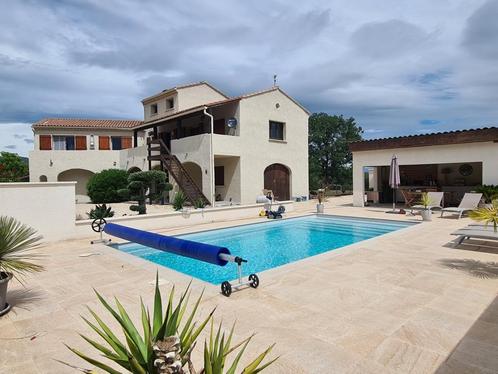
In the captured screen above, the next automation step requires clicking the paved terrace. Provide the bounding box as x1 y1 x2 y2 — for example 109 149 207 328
1 196 497 373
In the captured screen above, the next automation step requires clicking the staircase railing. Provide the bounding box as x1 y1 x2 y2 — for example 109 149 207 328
147 138 210 206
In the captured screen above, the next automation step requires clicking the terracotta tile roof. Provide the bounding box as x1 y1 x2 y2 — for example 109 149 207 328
32 118 143 130
349 126 498 152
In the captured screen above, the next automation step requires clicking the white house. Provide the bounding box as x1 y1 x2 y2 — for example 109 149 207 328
350 127 498 207
29 82 310 205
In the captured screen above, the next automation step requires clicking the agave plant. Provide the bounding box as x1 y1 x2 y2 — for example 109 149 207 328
0 215 43 281
203 321 277 374
65 275 276 373
469 199 498 232
87 204 115 220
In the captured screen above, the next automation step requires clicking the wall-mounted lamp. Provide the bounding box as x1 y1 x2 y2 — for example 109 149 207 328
49 159 53 167
113 161 117 166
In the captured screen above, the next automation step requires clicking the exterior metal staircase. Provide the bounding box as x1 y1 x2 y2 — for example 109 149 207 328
147 138 210 206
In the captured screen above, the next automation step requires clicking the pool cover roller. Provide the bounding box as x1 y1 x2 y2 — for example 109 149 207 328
104 223 230 266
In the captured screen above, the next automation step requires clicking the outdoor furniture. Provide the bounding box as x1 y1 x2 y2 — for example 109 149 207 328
451 224 498 245
410 191 444 213
440 193 483 219
400 190 419 209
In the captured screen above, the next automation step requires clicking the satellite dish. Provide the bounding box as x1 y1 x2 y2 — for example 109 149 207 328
227 118 237 128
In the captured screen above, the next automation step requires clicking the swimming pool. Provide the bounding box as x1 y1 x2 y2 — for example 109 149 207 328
116 215 415 284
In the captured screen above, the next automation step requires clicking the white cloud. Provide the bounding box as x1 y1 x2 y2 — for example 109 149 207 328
0 0 497 149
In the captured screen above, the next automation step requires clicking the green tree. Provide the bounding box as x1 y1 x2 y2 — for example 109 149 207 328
86 169 129 203
308 113 363 191
118 170 173 214
0 152 28 182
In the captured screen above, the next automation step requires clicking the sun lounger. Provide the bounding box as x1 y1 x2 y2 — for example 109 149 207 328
411 191 444 213
440 193 482 219
451 224 498 245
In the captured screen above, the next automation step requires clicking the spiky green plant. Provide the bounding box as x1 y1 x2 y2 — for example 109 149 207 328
0 216 43 282
173 191 187 211
203 320 278 374
65 275 277 373
193 198 206 209
469 199 498 232
418 192 432 209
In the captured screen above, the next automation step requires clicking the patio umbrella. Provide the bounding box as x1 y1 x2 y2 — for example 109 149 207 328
389 155 400 213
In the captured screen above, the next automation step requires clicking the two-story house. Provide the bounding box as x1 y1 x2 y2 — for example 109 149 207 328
29 82 310 205
29 119 146 202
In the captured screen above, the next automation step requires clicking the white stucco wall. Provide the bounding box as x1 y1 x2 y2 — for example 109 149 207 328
0 182 76 241
237 89 309 203
177 84 227 111
352 142 498 207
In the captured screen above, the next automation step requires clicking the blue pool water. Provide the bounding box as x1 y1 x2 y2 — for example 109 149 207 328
116 215 415 284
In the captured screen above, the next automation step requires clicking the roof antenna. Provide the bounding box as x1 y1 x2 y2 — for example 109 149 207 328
273 74 277 87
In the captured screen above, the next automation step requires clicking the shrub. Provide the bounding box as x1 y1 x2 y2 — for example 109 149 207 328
193 198 206 209
476 185 498 204
118 170 172 215
87 169 129 203
173 191 187 211
86 204 114 219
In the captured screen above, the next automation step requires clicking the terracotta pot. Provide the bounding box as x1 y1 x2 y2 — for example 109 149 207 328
0 272 13 315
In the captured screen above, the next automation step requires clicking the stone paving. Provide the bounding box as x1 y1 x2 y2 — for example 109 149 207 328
1 196 497 373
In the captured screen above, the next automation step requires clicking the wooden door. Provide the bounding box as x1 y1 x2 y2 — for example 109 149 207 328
214 119 225 135
264 164 290 201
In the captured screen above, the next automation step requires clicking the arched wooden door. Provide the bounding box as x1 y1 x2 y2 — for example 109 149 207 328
264 164 290 201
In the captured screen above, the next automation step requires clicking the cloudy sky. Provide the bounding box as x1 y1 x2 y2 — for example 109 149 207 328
1 0 497 155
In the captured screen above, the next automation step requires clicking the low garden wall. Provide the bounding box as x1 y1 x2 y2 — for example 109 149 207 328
0 182 76 241
75 200 294 239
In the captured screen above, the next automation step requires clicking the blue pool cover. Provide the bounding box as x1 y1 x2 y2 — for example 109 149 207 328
104 223 230 266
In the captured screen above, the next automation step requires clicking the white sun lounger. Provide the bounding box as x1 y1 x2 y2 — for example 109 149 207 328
440 193 483 219
451 224 498 245
411 191 444 213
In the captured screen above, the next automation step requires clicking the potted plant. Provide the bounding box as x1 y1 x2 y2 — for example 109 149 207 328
469 199 498 231
0 216 43 316
418 192 433 221
317 188 325 213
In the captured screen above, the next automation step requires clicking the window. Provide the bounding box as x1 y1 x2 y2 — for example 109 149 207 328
269 121 285 140
151 103 158 115
215 166 224 186
99 136 110 150
111 136 122 150
39 135 52 150
53 135 75 150
166 98 174 110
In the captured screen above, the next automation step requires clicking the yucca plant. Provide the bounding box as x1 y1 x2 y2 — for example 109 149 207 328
418 192 432 209
87 204 115 219
469 199 498 232
0 216 43 313
65 274 276 373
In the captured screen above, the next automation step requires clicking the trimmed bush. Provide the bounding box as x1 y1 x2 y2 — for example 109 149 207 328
86 169 129 203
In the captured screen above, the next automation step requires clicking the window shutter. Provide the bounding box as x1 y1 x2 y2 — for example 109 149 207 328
99 136 110 150
39 135 52 150
75 136 87 150
121 136 132 149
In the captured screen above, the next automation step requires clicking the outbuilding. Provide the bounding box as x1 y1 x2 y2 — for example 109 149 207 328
349 127 498 207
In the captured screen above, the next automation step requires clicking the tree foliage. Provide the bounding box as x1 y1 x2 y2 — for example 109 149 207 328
118 170 173 214
0 152 28 182
308 113 363 191
87 169 129 204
